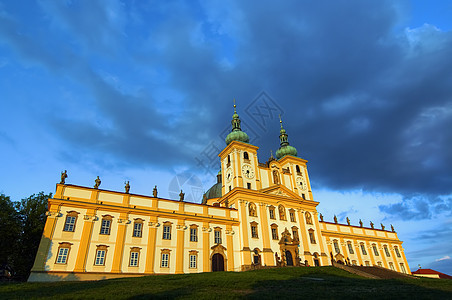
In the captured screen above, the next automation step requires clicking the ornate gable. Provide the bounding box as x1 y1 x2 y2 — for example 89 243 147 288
260 185 302 200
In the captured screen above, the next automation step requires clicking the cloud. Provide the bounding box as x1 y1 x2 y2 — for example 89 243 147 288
436 256 451 262
0 1 451 213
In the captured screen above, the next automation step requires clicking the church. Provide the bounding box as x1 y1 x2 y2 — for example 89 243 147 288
29 104 411 281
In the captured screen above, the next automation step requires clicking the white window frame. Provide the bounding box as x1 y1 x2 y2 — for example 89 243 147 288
95 250 106 265
161 253 169 268
56 248 69 264
63 216 76 232
163 225 171 240
189 254 197 269
133 222 143 238
214 230 222 244
130 251 139 266
100 219 111 235
190 228 197 242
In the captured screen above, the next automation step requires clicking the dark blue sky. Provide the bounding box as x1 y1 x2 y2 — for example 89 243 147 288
0 0 451 274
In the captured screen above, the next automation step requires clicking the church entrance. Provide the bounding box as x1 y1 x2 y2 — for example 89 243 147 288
285 250 293 266
212 253 224 272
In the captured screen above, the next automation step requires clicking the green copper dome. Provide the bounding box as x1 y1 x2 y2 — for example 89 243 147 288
276 116 298 159
225 101 250 145
276 145 298 159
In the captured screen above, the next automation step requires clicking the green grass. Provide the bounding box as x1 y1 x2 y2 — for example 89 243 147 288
1 267 451 299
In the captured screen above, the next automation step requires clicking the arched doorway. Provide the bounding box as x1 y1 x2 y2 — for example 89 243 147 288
212 253 224 272
285 250 293 266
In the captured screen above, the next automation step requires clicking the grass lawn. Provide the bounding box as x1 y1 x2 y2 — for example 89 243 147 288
1 267 451 299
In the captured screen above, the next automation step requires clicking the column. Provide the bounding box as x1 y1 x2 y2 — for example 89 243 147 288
354 241 363 266
239 200 251 265
258 203 273 265
175 220 185 274
144 217 158 274
313 212 328 265
378 242 389 268
202 222 211 272
367 241 376 266
73 209 96 272
296 209 311 263
111 212 129 273
226 225 235 271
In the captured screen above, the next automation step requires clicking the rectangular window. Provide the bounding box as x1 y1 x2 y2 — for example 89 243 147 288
130 252 139 266
352 260 357 266
63 216 76 232
247 182 251 189
269 209 275 219
394 247 401 257
373 245 379 256
348 243 354 254
251 225 258 238
190 228 198 242
384 246 390 257
400 263 406 273
309 231 316 244
271 228 278 240
292 230 298 241
361 244 367 255
133 223 143 237
377 261 382 267
389 262 395 271
334 241 340 253
365 261 370 266
161 253 169 268
290 212 295 222
163 225 171 240
56 248 69 264
95 250 106 265
302 193 306 200
189 254 197 268
100 219 111 235
214 230 222 244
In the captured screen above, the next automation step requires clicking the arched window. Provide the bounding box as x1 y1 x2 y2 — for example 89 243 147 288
308 229 316 244
249 202 257 217
268 206 275 219
360 243 367 255
243 151 249 160
278 205 286 220
296 165 301 174
347 241 354 254
227 155 231 167
271 224 279 240
333 240 340 253
372 244 379 256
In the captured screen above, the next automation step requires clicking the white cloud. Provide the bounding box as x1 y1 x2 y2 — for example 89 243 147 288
436 255 451 262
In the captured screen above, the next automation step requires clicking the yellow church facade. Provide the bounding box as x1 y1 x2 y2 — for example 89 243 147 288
28 106 411 281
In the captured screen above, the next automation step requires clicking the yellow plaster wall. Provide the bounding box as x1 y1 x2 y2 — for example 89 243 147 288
129 196 152 207
63 187 92 200
184 205 204 214
158 200 179 211
98 192 123 204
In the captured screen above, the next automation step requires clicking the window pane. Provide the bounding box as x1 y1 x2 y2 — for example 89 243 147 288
64 216 76 232
100 220 111 235
57 248 69 264
130 252 139 266
95 250 106 265
133 223 142 237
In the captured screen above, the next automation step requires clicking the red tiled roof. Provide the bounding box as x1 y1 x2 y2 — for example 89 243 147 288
412 269 452 279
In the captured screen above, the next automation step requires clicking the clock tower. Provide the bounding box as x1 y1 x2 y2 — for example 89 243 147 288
219 103 261 195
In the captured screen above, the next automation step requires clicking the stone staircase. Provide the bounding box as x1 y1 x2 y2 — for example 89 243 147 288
332 261 416 279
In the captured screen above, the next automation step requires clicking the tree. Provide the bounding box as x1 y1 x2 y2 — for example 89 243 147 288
0 194 21 269
14 192 52 280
